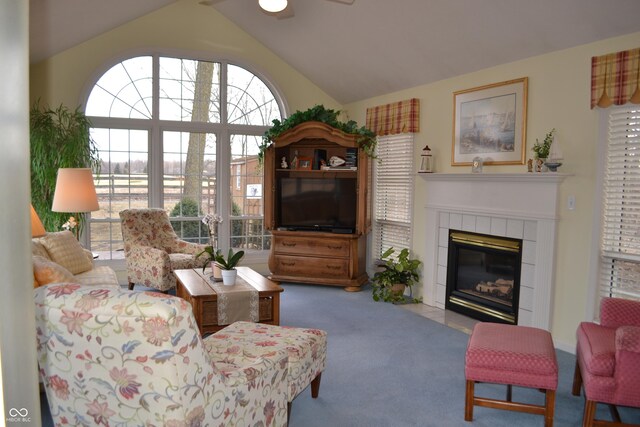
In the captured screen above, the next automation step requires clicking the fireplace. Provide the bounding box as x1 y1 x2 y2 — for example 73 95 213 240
445 230 522 324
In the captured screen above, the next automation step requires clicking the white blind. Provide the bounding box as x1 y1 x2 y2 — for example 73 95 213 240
600 106 640 301
373 134 414 258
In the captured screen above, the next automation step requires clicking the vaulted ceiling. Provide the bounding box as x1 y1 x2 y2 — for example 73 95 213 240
30 0 640 104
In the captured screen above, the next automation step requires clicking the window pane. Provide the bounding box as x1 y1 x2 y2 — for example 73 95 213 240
91 128 149 259
227 64 280 125
164 131 217 244
159 58 221 123
86 56 153 119
230 134 268 251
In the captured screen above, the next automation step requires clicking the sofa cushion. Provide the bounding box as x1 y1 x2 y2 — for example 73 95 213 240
74 266 120 287
32 240 51 260
39 231 93 275
32 255 75 286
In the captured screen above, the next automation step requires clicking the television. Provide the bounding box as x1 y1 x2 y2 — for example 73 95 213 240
278 177 357 233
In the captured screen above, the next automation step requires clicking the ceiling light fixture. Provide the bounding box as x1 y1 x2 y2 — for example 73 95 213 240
259 0 288 13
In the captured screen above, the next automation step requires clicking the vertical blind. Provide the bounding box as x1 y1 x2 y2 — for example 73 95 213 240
600 106 640 301
373 134 414 258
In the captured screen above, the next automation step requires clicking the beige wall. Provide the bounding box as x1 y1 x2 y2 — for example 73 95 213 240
345 31 640 350
29 0 338 113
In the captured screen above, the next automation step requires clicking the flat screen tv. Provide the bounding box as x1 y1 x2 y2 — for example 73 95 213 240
278 177 357 233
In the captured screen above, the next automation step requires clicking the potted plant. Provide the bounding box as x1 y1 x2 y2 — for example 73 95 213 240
532 128 556 160
214 248 245 286
371 247 421 303
196 245 223 277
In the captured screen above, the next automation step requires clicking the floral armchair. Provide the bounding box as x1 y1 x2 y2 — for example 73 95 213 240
35 284 290 426
572 297 640 426
120 208 208 292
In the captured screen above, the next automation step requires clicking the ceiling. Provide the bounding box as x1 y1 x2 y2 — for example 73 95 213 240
30 0 640 104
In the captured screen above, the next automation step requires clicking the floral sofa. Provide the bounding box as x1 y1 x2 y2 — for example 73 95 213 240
32 230 119 288
35 284 290 426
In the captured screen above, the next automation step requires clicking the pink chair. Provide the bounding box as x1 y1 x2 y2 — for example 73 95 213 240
572 297 640 426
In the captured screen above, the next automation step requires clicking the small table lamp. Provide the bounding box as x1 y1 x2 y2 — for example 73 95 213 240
30 204 46 238
52 168 99 238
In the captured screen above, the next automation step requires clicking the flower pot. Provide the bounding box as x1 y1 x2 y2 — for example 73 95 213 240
211 262 223 282
391 283 406 297
221 269 237 286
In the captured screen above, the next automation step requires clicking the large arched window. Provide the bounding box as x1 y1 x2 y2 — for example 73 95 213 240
85 55 283 261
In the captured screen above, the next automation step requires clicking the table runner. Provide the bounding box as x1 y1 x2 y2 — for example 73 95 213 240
196 269 259 324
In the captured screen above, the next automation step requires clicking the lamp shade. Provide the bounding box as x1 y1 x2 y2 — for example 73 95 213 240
51 168 99 213
259 0 287 13
30 204 46 237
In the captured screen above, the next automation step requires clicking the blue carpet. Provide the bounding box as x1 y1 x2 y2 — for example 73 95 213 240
40 283 640 426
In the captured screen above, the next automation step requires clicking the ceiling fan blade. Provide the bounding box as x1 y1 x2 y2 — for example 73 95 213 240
326 0 355 4
199 0 225 6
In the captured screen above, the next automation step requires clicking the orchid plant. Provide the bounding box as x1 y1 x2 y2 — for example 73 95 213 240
197 213 224 272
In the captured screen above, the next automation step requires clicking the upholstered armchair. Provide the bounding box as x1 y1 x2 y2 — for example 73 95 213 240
572 297 640 426
35 284 290 426
120 208 208 292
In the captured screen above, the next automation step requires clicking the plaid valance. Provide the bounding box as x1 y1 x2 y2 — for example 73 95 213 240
365 98 420 135
591 47 640 109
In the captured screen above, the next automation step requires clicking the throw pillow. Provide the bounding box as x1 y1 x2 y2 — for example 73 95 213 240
32 255 75 287
40 231 93 274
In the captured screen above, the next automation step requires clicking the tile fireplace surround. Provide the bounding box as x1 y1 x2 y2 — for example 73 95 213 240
420 173 569 330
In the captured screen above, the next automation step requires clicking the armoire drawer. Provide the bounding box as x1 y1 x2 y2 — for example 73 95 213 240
274 255 349 278
274 236 350 257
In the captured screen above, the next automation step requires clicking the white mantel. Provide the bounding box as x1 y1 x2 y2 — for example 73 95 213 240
420 173 569 330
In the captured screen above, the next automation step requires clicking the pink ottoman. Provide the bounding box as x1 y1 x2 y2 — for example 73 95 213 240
465 323 558 426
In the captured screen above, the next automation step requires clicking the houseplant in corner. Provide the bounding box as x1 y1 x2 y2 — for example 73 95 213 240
214 248 245 286
371 247 422 304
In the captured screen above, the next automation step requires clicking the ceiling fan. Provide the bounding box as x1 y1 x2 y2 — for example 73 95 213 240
201 0 355 20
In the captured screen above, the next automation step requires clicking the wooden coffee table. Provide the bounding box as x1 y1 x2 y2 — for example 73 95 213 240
174 266 283 335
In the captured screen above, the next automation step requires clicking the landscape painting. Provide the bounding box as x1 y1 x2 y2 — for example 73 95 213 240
452 78 528 166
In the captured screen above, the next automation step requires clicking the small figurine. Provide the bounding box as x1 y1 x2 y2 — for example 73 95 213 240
291 150 299 169
281 157 288 169
527 158 533 173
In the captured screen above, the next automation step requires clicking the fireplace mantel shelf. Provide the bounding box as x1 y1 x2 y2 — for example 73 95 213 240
418 172 571 183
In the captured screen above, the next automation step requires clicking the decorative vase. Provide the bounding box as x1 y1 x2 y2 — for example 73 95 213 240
221 269 237 286
211 262 223 282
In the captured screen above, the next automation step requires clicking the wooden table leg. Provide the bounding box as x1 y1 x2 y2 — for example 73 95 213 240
465 380 474 421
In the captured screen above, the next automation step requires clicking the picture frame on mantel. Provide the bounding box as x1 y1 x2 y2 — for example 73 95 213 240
452 77 528 166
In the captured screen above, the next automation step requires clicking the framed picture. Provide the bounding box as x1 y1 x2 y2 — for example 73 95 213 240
298 157 312 170
452 77 528 166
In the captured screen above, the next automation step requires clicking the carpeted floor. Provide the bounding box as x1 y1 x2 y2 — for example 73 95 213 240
40 283 640 426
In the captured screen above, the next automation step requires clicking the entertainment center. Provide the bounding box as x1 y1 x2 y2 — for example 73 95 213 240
264 121 371 291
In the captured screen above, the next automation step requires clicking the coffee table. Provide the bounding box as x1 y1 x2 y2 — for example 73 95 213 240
174 266 283 335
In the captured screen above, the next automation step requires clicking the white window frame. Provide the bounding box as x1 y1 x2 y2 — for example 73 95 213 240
372 133 416 261
84 52 287 266
588 105 640 319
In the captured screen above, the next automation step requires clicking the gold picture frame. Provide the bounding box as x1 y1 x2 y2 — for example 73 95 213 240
452 77 528 166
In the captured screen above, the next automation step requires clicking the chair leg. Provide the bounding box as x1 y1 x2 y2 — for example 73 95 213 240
464 380 474 421
583 400 597 427
544 389 556 427
128 282 135 290
572 359 583 396
311 373 322 398
287 401 292 425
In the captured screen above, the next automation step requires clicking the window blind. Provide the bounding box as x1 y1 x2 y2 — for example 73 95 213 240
600 106 640 301
373 134 414 258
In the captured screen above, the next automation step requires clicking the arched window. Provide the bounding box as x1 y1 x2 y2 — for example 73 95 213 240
85 55 283 260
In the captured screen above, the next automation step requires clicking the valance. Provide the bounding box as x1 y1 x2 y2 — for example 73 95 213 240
591 47 640 109
366 98 420 135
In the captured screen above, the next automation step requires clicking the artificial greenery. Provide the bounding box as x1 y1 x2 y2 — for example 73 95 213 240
371 247 422 304
259 104 377 164
30 101 100 234
532 128 556 159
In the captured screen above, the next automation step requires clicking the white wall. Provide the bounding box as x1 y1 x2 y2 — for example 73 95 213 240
344 31 640 350
0 0 41 424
